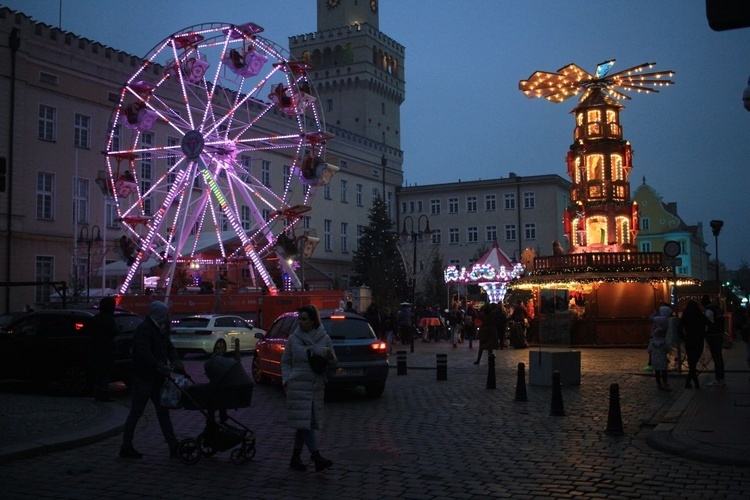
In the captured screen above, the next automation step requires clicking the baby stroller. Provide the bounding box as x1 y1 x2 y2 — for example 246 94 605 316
171 355 256 465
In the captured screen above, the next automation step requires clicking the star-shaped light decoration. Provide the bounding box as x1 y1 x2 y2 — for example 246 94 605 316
519 59 674 103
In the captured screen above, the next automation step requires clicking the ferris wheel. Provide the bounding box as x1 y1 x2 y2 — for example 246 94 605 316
105 23 336 296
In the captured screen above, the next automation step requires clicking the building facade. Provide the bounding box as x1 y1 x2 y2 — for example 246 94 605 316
633 178 710 280
396 173 572 292
0 3 405 310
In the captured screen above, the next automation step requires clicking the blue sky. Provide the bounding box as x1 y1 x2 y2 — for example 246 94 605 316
3 1 748 270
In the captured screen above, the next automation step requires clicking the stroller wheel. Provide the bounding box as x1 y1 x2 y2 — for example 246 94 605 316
230 448 245 464
177 439 201 465
197 434 217 457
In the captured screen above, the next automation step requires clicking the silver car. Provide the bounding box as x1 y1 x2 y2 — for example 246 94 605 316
170 314 264 357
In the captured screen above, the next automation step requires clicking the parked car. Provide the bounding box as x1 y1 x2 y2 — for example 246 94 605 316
0 309 141 395
0 311 30 328
252 310 389 397
170 314 264 357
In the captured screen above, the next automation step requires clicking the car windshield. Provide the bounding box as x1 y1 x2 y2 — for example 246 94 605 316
322 317 374 340
176 318 210 328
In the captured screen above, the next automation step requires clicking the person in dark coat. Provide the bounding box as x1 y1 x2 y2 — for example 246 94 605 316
473 304 499 365
493 303 508 350
88 296 118 402
677 300 707 389
120 301 184 459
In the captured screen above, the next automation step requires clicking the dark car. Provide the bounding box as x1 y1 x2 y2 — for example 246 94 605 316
0 309 141 395
252 310 389 396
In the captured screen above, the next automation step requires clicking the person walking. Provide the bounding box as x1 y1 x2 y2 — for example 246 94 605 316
397 302 413 345
647 326 671 391
677 300 707 389
88 296 118 402
473 304 499 365
282 304 337 472
701 295 726 387
493 302 508 350
120 301 184 459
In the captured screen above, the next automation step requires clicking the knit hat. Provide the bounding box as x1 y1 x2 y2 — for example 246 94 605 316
148 301 169 324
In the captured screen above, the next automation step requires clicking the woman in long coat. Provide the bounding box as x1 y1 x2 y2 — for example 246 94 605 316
281 304 338 472
677 300 707 389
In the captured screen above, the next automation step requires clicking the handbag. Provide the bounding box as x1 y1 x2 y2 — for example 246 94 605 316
307 349 328 374
160 375 188 409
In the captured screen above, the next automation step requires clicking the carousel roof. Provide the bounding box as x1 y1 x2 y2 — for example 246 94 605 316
475 241 515 273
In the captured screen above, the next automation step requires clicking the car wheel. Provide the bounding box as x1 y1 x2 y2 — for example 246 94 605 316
60 363 90 396
251 355 264 383
213 339 227 356
365 381 385 397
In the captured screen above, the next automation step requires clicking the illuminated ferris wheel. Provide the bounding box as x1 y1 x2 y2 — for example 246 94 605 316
105 23 336 295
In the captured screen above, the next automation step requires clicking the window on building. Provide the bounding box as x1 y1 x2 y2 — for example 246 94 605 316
340 160 348 169
430 199 441 215
73 177 89 224
340 222 348 253
431 229 441 245
35 256 54 303
504 224 517 241
241 205 251 230
408 201 414 213
357 224 365 243
640 241 652 252
166 136 178 184
74 113 91 148
356 184 363 206
467 226 478 243
38 105 56 141
679 240 687 254
239 155 252 181
448 197 459 214
37 172 54 220
401 201 407 213
416 201 423 213
449 259 460 266
327 99 333 112
340 179 348 203
523 191 535 209
140 132 153 180
283 165 291 188
110 123 121 151
105 197 118 228
324 219 332 251
485 194 496 211
486 225 497 242
324 184 331 199
466 196 477 213
449 228 459 244
372 187 380 204
640 217 650 231
141 180 152 215
504 193 515 210
524 223 537 240
261 160 271 187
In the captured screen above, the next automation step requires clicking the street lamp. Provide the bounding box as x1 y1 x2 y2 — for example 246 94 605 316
78 225 102 303
401 215 432 302
709 219 724 283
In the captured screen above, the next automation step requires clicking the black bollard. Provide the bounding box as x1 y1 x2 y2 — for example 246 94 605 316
550 371 565 416
396 350 407 376
486 351 496 389
234 338 241 361
514 362 528 402
605 383 625 436
436 353 447 381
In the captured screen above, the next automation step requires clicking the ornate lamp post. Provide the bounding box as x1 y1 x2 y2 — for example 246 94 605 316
400 214 431 352
78 225 101 303
709 220 724 283
400 215 432 304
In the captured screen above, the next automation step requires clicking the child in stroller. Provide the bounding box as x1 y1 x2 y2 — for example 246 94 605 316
172 355 256 465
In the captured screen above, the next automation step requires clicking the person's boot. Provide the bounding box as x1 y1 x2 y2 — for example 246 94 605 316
311 451 333 472
289 449 306 471
119 445 143 459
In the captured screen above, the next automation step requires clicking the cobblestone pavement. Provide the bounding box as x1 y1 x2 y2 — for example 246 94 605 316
0 342 748 500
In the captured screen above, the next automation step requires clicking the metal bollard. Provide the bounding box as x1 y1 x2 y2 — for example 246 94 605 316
396 350 407 375
605 383 625 436
486 351 496 389
234 338 241 361
436 353 447 381
550 371 565 416
514 362 528 402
